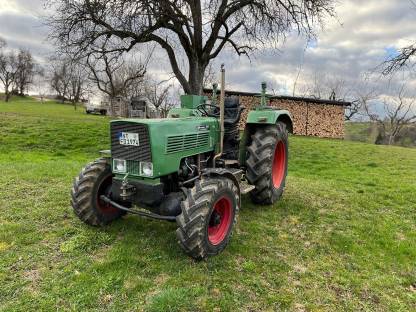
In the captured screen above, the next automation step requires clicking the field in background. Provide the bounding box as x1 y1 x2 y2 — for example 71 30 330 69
345 121 416 148
1 97 415 311
345 122 379 144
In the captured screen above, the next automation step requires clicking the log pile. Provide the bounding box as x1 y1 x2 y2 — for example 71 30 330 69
224 94 345 139
203 91 347 138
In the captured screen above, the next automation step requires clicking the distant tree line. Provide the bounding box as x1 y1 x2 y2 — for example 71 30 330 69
0 35 174 114
0 38 38 102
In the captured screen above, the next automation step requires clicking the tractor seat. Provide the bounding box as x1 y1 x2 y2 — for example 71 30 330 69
224 96 244 125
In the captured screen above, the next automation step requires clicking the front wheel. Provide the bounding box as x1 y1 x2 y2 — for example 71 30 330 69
246 122 288 205
70 158 125 226
176 177 239 260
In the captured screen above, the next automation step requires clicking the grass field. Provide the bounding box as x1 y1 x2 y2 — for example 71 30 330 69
1 96 415 311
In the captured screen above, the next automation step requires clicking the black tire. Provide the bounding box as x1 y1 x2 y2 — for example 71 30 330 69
70 158 124 226
176 177 239 260
246 122 288 205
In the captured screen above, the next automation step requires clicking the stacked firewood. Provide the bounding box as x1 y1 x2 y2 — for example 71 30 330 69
238 96 345 138
203 92 346 138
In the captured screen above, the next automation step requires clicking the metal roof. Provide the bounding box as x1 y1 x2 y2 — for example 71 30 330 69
203 88 351 106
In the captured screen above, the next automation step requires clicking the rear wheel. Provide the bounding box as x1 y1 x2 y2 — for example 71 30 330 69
246 122 288 205
176 177 239 260
71 158 125 226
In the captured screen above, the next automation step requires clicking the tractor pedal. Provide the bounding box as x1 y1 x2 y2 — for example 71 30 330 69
240 182 255 194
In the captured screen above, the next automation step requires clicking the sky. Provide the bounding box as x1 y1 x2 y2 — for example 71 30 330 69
0 0 415 105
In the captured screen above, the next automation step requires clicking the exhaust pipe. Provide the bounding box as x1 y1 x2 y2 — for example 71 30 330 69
213 64 225 167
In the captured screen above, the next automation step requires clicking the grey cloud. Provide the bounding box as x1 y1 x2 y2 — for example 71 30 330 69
1 0 415 100
0 11 52 61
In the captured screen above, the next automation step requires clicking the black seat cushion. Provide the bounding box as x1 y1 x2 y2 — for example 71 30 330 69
224 96 239 108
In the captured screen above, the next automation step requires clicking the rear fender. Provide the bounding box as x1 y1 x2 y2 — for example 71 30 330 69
246 109 293 133
239 110 293 166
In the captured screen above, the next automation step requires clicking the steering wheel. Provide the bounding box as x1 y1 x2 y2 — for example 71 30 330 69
196 103 220 117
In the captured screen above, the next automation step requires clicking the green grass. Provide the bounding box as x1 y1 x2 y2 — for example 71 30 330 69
1 97 415 311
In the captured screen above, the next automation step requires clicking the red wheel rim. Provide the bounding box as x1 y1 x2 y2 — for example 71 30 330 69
96 175 119 215
208 196 233 245
272 140 286 188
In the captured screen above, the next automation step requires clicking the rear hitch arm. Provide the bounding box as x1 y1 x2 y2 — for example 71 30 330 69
99 195 176 221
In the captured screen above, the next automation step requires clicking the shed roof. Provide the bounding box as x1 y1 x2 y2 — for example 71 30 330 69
203 88 351 107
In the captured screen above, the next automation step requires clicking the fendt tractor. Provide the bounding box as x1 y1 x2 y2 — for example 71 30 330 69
71 66 293 260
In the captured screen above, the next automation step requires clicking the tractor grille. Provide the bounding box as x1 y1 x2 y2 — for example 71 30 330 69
166 132 210 154
110 121 151 162
126 160 140 175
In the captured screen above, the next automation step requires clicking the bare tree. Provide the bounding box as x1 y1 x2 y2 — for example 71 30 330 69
299 73 380 121
0 45 19 102
383 44 416 75
381 2 416 74
365 85 416 145
14 49 36 96
68 63 89 109
86 51 147 100
203 62 216 88
48 57 88 106
49 59 71 102
144 78 172 117
48 0 335 95
345 80 378 121
299 74 351 101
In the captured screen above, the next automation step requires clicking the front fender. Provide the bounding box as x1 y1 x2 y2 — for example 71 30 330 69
203 168 242 209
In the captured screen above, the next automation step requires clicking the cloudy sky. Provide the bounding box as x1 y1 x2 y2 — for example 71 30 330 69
0 0 415 100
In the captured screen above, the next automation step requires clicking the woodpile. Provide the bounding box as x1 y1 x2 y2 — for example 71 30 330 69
205 91 347 139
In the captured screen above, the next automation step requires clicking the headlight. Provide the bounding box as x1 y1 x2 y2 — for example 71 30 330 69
140 162 153 177
113 159 126 173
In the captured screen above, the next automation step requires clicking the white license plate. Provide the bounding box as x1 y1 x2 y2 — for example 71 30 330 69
119 132 140 146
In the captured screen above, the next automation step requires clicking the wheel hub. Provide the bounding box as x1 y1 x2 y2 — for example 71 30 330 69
96 175 119 215
210 212 221 226
208 196 233 245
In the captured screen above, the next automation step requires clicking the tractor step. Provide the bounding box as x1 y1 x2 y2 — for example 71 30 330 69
240 181 255 194
224 159 239 165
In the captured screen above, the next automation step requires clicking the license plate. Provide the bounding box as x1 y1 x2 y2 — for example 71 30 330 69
119 132 139 146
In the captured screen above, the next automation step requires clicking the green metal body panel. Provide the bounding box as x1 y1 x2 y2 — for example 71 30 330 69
167 108 199 118
180 95 207 109
246 109 292 125
111 116 219 179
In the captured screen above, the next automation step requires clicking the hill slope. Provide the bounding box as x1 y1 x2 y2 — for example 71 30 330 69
1 98 415 311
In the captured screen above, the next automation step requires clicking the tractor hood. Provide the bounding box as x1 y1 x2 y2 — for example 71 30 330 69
110 117 219 178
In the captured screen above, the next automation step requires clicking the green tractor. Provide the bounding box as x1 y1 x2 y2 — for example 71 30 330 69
71 66 293 260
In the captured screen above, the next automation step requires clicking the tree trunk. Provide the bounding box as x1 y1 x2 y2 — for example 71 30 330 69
187 59 206 95
388 134 395 145
4 83 10 102
19 82 24 96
